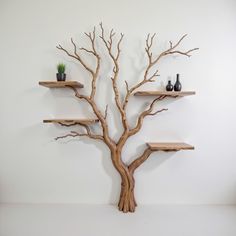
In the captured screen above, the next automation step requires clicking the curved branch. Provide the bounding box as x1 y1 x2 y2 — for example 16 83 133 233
123 33 199 110
66 85 91 102
57 30 101 100
55 129 104 141
123 33 159 110
58 122 82 127
82 27 101 99
104 104 109 119
128 96 167 137
57 39 94 75
57 27 113 149
99 23 128 132
152 34 199 64
66 85 115 149
128 147 153 174
55 121 104 141
80 47 96 55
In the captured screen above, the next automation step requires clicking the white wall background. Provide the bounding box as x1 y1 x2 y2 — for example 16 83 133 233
0 0 236 205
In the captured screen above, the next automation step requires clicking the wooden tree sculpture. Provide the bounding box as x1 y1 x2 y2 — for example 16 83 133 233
53 23 198 213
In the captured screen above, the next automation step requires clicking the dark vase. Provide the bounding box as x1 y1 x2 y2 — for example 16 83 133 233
174 74 182 91
56 73 66 81
166 80 174 91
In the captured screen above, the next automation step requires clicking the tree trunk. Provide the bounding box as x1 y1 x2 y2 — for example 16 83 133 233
111 149 137 213
118 175 137 213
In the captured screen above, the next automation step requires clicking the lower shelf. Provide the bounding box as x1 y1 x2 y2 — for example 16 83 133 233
147 142 194 151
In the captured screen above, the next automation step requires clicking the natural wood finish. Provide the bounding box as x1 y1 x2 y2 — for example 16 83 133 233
46 23 198 213
39 81 84 88
134 91 195 97
43 119 99 126
147 142 194 151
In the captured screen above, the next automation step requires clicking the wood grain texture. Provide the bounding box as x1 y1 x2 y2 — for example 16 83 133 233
43 119 98 126
147 142 194 151
134 91 195 97
39 81 84 88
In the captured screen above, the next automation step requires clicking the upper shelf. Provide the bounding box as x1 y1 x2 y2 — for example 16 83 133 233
39 81 84 88
43 119 98 125
134 91 195 97
147 142 194 151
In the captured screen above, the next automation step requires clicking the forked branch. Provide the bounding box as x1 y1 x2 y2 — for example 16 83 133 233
128 147 153 174
56 28 115 149
65 85 115 148
57 28 100 100
57 39 94 75
82 27 101 99
99 23 128 131
128 96 168 137
55 123 104 141
123 34 199 110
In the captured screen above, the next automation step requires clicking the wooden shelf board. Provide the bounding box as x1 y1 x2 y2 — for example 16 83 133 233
134 91 195 97
43 119 98 125
147 142 194 151
39 81 84 88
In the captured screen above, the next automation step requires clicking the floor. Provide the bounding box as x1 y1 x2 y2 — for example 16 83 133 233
1 204 236 236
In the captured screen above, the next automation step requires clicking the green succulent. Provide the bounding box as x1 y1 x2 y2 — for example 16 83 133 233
57 63 66 74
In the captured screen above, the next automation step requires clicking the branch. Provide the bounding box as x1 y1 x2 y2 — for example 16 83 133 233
57 39 94 75
58 122 82 127
82 28 99 98
123 33 199 110
128 96 167 137
66 85 115 149
55 122 104 141
57 28 101 100
123 33 159 110
82 27 101 99
128 147 153 174
57 27 114 149
66 85 91 102
55 132 80 140
99 23 128 132
55 131 104 141
152 34 199 64
80 47 96 55
104 104 108 119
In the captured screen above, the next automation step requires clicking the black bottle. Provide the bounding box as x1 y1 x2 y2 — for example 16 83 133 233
166 80 174 91
174 74 182 91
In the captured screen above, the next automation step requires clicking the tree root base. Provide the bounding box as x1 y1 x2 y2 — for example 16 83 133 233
118 191 137 213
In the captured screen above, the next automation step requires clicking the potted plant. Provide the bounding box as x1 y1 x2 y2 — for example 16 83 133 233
56 63 66 81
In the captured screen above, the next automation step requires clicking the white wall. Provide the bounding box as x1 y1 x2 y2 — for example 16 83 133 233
0 0 236 205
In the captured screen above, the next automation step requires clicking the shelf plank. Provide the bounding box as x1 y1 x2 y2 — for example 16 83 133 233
43 119 98 125
39 81 84 88
134 91 195 97
147 142 194 151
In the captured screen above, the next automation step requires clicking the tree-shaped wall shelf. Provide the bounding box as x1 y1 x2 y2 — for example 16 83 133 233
40 23 198 213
